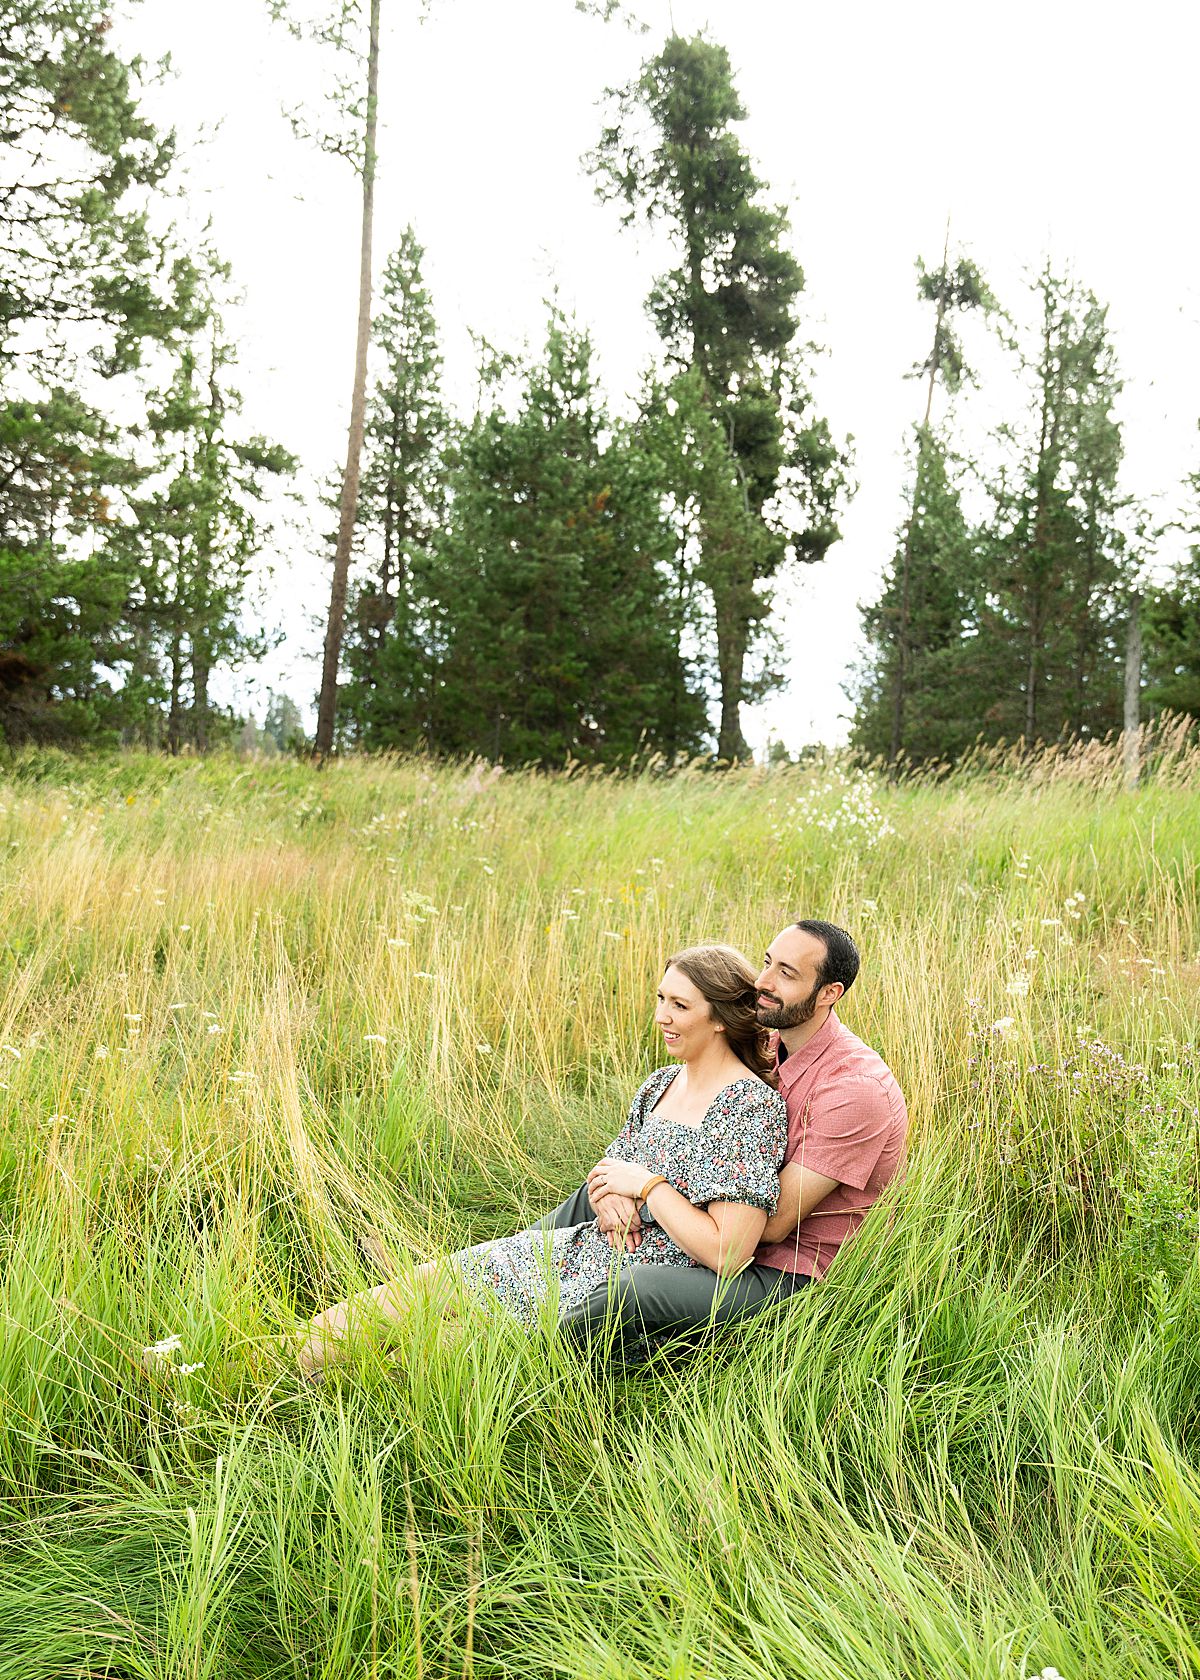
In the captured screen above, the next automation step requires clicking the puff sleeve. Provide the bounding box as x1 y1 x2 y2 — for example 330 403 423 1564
690 1081 787 1212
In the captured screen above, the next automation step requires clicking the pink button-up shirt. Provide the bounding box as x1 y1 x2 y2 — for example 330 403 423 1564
754 1011 907 1280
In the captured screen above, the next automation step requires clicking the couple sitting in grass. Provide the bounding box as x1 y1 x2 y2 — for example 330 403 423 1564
299 919 907 1376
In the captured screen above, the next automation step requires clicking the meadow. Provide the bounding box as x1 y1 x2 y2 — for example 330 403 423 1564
0 734 1198 1679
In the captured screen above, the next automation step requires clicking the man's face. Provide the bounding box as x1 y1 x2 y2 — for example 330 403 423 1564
754 926 831 1030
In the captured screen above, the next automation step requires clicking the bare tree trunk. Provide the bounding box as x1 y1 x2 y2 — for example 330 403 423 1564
314 0 381 762
192 650 210 752
1123 592 1142 790
713 577 753 761
167 633 184 756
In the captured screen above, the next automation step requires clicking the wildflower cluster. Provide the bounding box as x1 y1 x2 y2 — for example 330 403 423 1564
770 769 896 848
143 1332 205 1415
363 809 409 841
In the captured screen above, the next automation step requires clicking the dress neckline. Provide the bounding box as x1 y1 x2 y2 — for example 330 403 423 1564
646 1065 765 1131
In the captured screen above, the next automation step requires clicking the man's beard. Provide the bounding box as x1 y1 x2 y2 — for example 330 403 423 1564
757 981 822 1031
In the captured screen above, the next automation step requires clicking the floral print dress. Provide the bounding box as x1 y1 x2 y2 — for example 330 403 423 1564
454 1066 788 1328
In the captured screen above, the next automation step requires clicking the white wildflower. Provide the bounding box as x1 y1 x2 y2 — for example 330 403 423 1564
363 1033 387 1045
94 1046 109 1060
1006 974 1031 998
414 971 434 981
476 1042 493 1055
144 1334 183 1362
990 1017 1017 1038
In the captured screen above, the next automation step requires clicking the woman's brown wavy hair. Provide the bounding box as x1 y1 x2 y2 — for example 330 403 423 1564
664 944 774 1081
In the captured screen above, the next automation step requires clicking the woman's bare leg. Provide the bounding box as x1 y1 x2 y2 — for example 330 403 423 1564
296 1260 455 1378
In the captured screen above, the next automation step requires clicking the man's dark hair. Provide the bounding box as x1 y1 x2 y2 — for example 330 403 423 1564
795 919 860 994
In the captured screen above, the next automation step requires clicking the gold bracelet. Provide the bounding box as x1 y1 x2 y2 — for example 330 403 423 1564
638 1173 668 1204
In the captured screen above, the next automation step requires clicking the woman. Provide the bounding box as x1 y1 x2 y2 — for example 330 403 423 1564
297 944 787 1377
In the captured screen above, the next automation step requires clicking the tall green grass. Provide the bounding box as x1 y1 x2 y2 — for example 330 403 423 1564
0 736 1197 1677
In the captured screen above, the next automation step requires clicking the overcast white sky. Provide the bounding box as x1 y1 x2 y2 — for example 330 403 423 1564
124 0 1199 753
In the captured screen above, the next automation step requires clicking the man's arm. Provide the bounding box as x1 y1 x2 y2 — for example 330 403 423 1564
761 1161 839 1244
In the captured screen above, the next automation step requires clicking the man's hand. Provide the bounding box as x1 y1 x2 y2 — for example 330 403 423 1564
592 1190 643 1253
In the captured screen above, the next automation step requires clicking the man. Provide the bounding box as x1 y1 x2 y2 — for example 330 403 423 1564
537 919 907 1359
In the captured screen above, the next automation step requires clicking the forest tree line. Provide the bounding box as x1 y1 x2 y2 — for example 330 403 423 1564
2 1 1197 766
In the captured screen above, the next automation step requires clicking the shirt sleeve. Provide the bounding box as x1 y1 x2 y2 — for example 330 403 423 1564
691 1084 788 1212
788 1074 894 1191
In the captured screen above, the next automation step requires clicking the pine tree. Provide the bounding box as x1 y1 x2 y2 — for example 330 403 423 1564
0 0 185 377
263 689 307 752
0 2 201 744
427 313 706 764
979 270 1132 743
0 389 143 742
122 278 295 752
589 33 849 759
340 230 448 748
851 432 978 763
1144 439 1200 721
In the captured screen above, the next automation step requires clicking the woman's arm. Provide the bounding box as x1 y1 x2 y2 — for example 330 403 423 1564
586 1159 766 1277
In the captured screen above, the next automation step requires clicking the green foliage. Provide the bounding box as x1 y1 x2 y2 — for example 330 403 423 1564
339 231 450 750
1145 556 1200 721
852 429 980 762
979 270 1135 744
854 265 1143 765
410 311 709 764
263 690 308 753
119 273 296 752
912 251 998 395
0 388 144 745
1144 444 1200 721
0 0 186 373
590 32 850 759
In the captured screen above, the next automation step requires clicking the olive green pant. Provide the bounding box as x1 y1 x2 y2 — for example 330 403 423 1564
534 1185 810 1363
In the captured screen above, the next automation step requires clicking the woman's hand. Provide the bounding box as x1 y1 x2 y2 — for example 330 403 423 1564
587 1157 650 1202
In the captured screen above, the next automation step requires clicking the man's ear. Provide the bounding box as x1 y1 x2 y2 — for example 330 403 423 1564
822 982 845 1007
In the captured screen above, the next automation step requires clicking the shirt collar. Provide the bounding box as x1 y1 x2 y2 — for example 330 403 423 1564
774 1008 840 1087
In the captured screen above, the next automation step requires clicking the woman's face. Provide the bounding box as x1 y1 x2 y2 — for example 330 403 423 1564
654 964 718 1061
